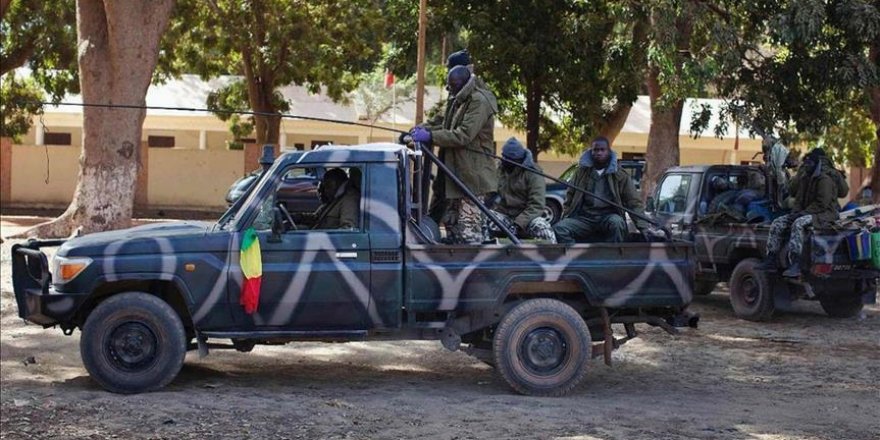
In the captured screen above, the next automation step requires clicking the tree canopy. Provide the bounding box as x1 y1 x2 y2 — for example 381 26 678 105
157 0 385 146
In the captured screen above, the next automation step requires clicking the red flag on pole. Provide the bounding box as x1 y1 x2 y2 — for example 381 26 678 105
384 70 395 88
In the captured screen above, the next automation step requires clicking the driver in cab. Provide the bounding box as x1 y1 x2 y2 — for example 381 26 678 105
312 168 360 230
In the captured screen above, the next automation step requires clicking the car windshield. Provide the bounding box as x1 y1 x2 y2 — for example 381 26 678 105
559 165 577 182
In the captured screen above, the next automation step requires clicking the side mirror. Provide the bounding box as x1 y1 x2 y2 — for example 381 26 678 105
646 196 655 213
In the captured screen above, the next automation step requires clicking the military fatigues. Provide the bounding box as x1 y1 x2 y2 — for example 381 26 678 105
488 163 556 243
425 77 495 225
766 156 840 263
313 183 360 229
554 150 646 244
429 76 498 244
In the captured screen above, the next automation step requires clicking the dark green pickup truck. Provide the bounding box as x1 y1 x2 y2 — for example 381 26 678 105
13 144 695 396
649 164 878 321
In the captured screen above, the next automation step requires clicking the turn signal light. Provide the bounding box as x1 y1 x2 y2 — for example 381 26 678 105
59 263 88 281
52 256 93 284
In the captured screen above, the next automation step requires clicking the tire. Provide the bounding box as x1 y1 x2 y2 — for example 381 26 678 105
80 292 187 394
728 258 775 321
543 200 562 225
818 295 864 318
493 299 590 397
694 280 717 296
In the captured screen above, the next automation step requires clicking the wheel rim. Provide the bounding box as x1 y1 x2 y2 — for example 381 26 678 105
541 205 554 221
519 327 568 376
107 322 158 372
740 275 759 306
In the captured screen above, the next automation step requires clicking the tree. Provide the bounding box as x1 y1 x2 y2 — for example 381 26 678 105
349 67 417 126
712 1 880 201
158 0 384 146
19 0 175 238
1 0 78 138
0 74 43 140
638 0 753 197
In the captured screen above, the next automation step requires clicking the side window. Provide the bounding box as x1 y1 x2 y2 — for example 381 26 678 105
560 165 577 182
656 174 692 214
252 165 363 232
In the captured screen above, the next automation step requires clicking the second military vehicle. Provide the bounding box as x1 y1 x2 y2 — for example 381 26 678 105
650 164 878 321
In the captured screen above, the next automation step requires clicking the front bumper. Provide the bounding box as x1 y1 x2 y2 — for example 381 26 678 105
11 240 85 327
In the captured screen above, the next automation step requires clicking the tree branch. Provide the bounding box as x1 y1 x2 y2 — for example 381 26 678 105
0 0 11 20
0 41 35 75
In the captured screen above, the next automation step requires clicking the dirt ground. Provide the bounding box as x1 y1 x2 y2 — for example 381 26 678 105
1 217 878 440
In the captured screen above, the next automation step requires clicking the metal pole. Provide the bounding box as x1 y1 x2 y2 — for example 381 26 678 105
415 0 427 125
417 142 521 244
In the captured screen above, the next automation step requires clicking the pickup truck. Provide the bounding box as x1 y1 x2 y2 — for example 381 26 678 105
12 143 695 397
649 164 878 321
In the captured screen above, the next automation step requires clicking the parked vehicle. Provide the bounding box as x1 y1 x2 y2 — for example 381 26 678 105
12 144 693 397
544 160 645 224
649 164 878 321
226 167 324 214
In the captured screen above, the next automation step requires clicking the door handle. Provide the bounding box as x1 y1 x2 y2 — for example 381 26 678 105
335 252 358 259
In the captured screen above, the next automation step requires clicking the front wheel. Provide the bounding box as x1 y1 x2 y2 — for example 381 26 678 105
493 299 590 397
80 292 187 394
729 258 775 321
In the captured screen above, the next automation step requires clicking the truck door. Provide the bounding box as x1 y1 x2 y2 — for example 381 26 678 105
232 164 372 330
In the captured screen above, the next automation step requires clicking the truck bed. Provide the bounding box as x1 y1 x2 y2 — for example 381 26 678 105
405 241 694 313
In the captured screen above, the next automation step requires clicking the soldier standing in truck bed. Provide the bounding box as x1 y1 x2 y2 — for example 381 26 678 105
409 65 498 244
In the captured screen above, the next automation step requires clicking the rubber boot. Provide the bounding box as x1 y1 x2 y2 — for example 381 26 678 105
755 252 779 271
782 261 802 278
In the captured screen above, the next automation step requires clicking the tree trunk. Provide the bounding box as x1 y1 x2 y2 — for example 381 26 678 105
598 103 633 145
869 45 880 203
525 79 542 160
17 0 174 238
643 66 683 200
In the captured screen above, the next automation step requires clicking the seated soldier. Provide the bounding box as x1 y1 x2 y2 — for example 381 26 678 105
486 137 556 243
553 137 659 243
312 168 360 230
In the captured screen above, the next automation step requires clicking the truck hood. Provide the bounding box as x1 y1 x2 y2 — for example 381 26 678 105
58 221 221 257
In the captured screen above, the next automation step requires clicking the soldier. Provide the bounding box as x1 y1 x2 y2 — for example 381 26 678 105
421 49 498 224
487 137 556 243
410 65 498 244
759 148 842 277
553 137 656 243
312 168 360 230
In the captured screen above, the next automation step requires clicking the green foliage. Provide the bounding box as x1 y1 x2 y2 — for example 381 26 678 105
348 66 416 124
714 1 880 138
0 73 43 140
1 0 78 138
158 0 385 143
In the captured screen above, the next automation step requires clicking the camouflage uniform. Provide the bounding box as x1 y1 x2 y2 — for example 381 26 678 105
766 213 813 264
487 210 556 243
446 198 485 244
554 148 646 244
766 153 840 267
488 140 556 243
430 74 498 245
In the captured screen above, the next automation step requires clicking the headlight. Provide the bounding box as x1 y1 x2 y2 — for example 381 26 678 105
52 256 93 284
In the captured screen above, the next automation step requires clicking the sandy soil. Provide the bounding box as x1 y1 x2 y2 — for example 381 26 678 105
1 225 878 439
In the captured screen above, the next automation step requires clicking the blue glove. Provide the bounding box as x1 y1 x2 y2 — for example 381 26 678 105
411 126 432 143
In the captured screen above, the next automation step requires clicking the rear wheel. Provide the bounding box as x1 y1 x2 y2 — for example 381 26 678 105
729 258 775 321
818 296 864 318
80 292 186 394
493 299 590 397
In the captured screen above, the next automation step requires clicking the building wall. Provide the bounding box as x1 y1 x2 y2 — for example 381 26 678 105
148 149 243 208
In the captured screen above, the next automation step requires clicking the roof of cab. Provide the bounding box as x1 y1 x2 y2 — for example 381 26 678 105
276 143 408 165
